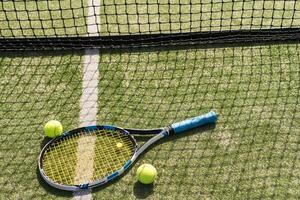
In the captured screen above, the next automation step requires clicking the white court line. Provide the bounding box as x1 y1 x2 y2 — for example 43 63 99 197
72 49 99 200
79 49 100 127
72 0 100 199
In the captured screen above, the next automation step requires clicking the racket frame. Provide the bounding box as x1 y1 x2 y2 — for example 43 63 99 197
38 111 217 191
38 125 167 191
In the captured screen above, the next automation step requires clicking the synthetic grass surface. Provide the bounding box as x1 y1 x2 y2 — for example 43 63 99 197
0 0 299 199
102 0 300 35
95 44 299 199
0 53 83 199
1 0 300 37
0 0 87 38
0 44 299 200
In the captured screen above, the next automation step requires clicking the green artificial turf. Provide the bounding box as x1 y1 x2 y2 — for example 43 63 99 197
0 53 83 199
1 0 300 37
0 44 298 200
0 0 87 38
95 44 300 199
0 0 299 199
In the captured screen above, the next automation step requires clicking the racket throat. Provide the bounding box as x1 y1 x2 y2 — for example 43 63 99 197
134 131 167 160
166 125 174 135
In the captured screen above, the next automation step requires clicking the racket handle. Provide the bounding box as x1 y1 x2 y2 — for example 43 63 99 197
171 111 217 134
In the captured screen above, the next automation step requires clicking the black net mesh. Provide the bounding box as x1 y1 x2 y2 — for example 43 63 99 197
0 0 299 199
1 0 300 50
0 44 299 199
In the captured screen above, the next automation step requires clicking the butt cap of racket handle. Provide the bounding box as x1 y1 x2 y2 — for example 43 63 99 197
171 111 217 134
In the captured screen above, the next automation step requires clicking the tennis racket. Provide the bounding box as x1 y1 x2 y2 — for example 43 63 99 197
38 111 217 191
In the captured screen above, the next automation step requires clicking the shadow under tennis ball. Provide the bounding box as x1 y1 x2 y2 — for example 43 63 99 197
133 182 154 199
91 124 217 194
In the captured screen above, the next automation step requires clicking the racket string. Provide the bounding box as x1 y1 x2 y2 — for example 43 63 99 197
43 133 79 185
42 129 136 186
92 130 135 181
74 130 97 184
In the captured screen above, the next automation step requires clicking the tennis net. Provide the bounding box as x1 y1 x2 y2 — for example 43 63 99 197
1 0 300 50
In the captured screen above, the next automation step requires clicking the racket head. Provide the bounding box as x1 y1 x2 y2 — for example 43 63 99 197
38 125 138 191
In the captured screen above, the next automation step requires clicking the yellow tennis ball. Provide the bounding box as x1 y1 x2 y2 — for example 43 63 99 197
116 142 123 148
136 164 157 184
44 120 63 138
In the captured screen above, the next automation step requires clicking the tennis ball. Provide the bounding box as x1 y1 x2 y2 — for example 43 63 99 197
136 164 157 184
116 142 123 148
44 120 63 138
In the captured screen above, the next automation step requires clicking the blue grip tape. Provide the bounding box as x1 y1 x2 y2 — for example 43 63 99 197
171 111 217 134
